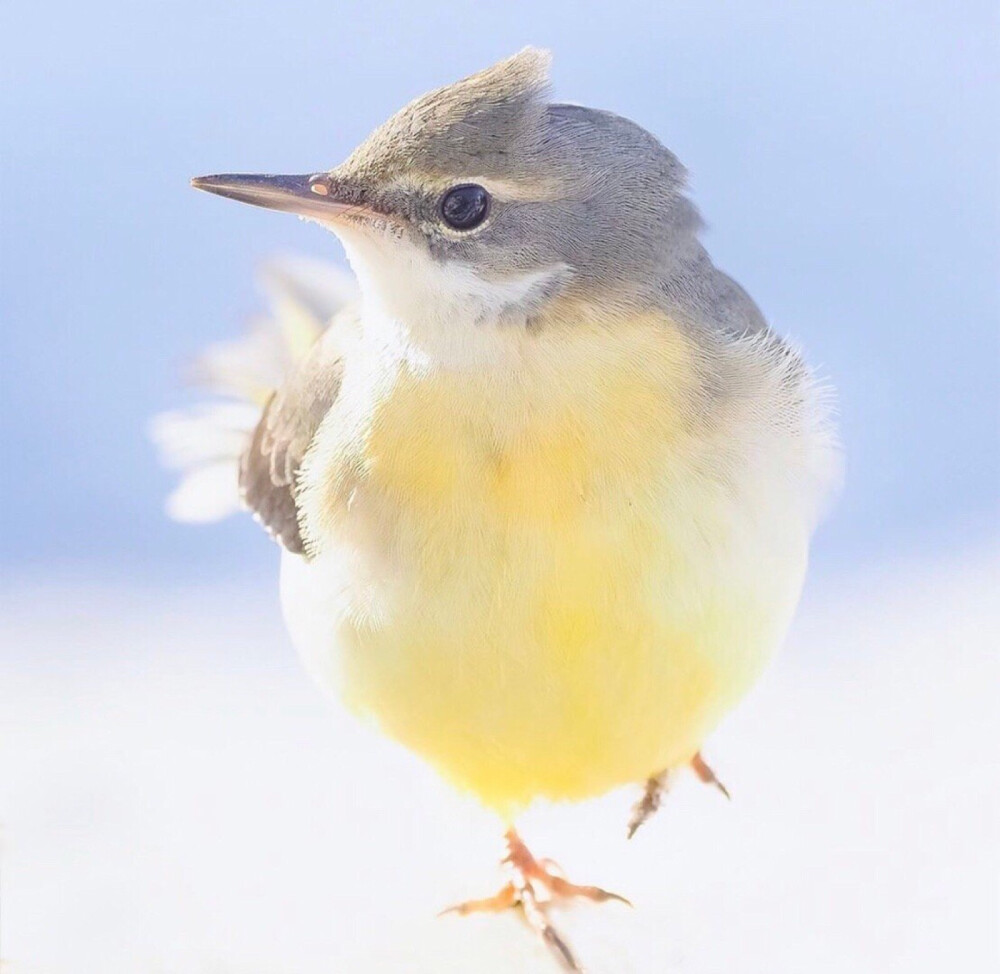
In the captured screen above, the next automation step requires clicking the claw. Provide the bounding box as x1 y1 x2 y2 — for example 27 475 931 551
546 874 632 907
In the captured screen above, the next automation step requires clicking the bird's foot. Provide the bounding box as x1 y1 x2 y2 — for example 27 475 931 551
690 751 730 799
440 828 630 971
628 751 730 838
627 769 671 839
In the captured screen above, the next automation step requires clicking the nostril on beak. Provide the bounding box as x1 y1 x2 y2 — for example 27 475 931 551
308 174 331 196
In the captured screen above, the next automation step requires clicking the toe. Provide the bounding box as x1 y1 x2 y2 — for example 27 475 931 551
545 875 632 907
438 881 518 916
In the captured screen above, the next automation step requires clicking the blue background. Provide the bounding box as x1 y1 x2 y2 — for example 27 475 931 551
2 0 997 582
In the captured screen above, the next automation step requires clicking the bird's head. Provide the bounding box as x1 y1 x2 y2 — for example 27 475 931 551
193 49 700 359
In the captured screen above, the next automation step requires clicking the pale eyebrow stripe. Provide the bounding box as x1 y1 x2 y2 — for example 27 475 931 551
390 173 566 204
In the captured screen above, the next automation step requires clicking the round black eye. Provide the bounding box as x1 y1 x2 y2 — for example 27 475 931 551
440 184 490 230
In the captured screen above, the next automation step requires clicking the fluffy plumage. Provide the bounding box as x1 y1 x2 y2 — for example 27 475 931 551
168 49 839 820
283 295 834 815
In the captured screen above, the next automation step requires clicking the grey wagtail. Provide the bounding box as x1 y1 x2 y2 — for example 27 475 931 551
164 48 838 969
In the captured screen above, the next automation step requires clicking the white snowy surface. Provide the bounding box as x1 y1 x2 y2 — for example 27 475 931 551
1 545 997 973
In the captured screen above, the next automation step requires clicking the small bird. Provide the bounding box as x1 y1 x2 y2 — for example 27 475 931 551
172 49 838 969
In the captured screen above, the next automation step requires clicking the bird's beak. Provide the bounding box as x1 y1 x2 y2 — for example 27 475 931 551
190 172 359 222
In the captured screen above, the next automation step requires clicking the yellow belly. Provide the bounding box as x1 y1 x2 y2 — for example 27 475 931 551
289 313 808 817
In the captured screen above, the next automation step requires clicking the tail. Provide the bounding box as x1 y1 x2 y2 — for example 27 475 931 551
149 257 355 524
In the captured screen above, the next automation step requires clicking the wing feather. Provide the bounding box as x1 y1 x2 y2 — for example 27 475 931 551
238 311 354 554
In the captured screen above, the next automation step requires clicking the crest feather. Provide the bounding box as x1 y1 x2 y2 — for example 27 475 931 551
343 48 552 178
402 47 551 130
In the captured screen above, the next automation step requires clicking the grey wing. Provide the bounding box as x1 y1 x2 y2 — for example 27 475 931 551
238 313 353 555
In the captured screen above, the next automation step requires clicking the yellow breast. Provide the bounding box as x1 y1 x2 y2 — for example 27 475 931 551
289 308 808 817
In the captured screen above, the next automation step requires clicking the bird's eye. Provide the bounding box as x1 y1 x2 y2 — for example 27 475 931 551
440 184 490 231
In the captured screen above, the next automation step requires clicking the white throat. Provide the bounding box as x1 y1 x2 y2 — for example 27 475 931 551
335 228 566 370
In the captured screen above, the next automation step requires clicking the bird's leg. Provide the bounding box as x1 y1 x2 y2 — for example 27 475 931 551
440 828 630 972
690 751 731 799
627 769 672 838
628 752 730 838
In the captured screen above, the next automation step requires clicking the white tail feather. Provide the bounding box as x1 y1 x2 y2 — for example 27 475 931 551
150 258 354 523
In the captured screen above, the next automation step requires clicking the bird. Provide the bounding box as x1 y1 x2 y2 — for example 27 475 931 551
166 48 838 970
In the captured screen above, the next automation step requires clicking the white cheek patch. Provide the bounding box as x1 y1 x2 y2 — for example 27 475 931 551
333 226 569 366
420 258 568 323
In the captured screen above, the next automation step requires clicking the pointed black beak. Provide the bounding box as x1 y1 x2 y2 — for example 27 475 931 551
190 172 352 221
